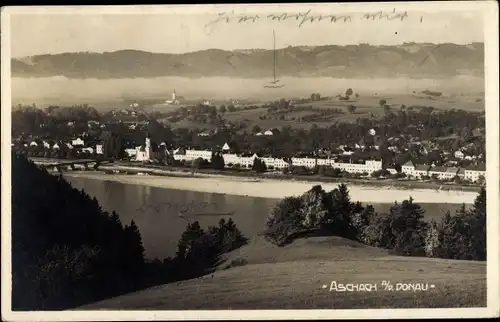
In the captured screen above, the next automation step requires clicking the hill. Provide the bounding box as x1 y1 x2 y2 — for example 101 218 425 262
78 235 486 309
11 153 148 310
12 43 484 79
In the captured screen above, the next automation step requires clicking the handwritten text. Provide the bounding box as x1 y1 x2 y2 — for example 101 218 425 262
205 8 411 34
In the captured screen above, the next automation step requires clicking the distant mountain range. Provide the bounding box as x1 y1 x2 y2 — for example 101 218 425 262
11 43 484 79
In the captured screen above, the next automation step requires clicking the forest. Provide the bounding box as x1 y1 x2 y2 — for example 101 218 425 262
11 153 247 310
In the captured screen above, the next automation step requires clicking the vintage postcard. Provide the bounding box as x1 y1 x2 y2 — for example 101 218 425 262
1 2 499 321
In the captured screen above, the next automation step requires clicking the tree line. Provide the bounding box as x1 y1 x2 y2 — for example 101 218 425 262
11 153 247 310
264 183 486 261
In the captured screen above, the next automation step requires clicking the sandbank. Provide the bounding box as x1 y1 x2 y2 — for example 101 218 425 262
63 170 478 204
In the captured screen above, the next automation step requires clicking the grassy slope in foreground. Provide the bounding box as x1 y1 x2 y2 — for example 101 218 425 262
78 236 486 309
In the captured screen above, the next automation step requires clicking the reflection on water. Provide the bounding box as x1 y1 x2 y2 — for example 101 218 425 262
65 176 467 260
67 177 274 259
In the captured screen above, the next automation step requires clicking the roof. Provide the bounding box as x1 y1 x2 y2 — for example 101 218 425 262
465 164 486 171
445 167 460 173
428 166 447 173
402 160 415 167
415 164 430 171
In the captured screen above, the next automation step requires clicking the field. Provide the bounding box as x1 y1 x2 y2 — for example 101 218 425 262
168 92 484 130
79 235 486 309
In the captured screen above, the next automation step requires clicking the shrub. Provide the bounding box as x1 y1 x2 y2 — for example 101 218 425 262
264 196 307 246
361 212 395 248
174 219 248 278
264 184 372 246
349 205 375 242
430 196 486 261
391 228 426 257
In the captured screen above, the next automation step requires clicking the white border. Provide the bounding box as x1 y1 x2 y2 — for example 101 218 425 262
1 2 499 320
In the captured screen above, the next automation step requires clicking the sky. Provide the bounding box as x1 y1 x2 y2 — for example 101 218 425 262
7 4 485 58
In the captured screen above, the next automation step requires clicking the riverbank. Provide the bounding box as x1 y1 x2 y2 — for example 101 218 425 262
62 169 479 204
111 162 483 193
31 157 482 193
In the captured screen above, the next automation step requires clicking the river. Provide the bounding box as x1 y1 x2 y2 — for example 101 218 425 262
65 176 468 260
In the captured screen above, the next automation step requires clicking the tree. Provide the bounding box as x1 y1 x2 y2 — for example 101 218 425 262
379 99 387 107
324 183 363 238
252 125 262 133
345 88 353 97
191 157 205 173
174 220 248 279
11 153 148 310
210 152 225 170
219 105 227 114
264 196 306 246
348 105 357 114
389 198 427 256
252 158 267 173
103 132 125 160
123 220 146 276
310 93 321 101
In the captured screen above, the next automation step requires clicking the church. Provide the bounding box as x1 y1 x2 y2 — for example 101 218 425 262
164 90 181 105
135 135 162 162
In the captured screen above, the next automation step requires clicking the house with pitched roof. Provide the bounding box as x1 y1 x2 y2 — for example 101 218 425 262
414 164 431 178
238 152 260 168
401 160 416 176
464 164 486 183
172 147 187 161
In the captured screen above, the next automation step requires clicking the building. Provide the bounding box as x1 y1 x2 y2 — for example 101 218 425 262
386 167 398 175
414 164 431 178
401 160 415 176
125 148 137 158
221 142 231 152
454 150 465 159
332 159 383 174
316 158 335 167
164 90 180 105
428 166 458 180
263 129 277 136
222 153 240 166
82 147 94 154
72 137 85 147
291 156 317 168
464 164 486 183
401 160 430 178
186 148 212 161
172 147 187 161
238 153 259 168
135 136 156 162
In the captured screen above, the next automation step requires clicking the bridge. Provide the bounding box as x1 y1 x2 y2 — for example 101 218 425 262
30 157 114 173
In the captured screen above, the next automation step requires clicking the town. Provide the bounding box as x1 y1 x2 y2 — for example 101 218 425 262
11 93 486 186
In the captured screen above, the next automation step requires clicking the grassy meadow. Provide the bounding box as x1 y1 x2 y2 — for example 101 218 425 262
79 235 486 309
